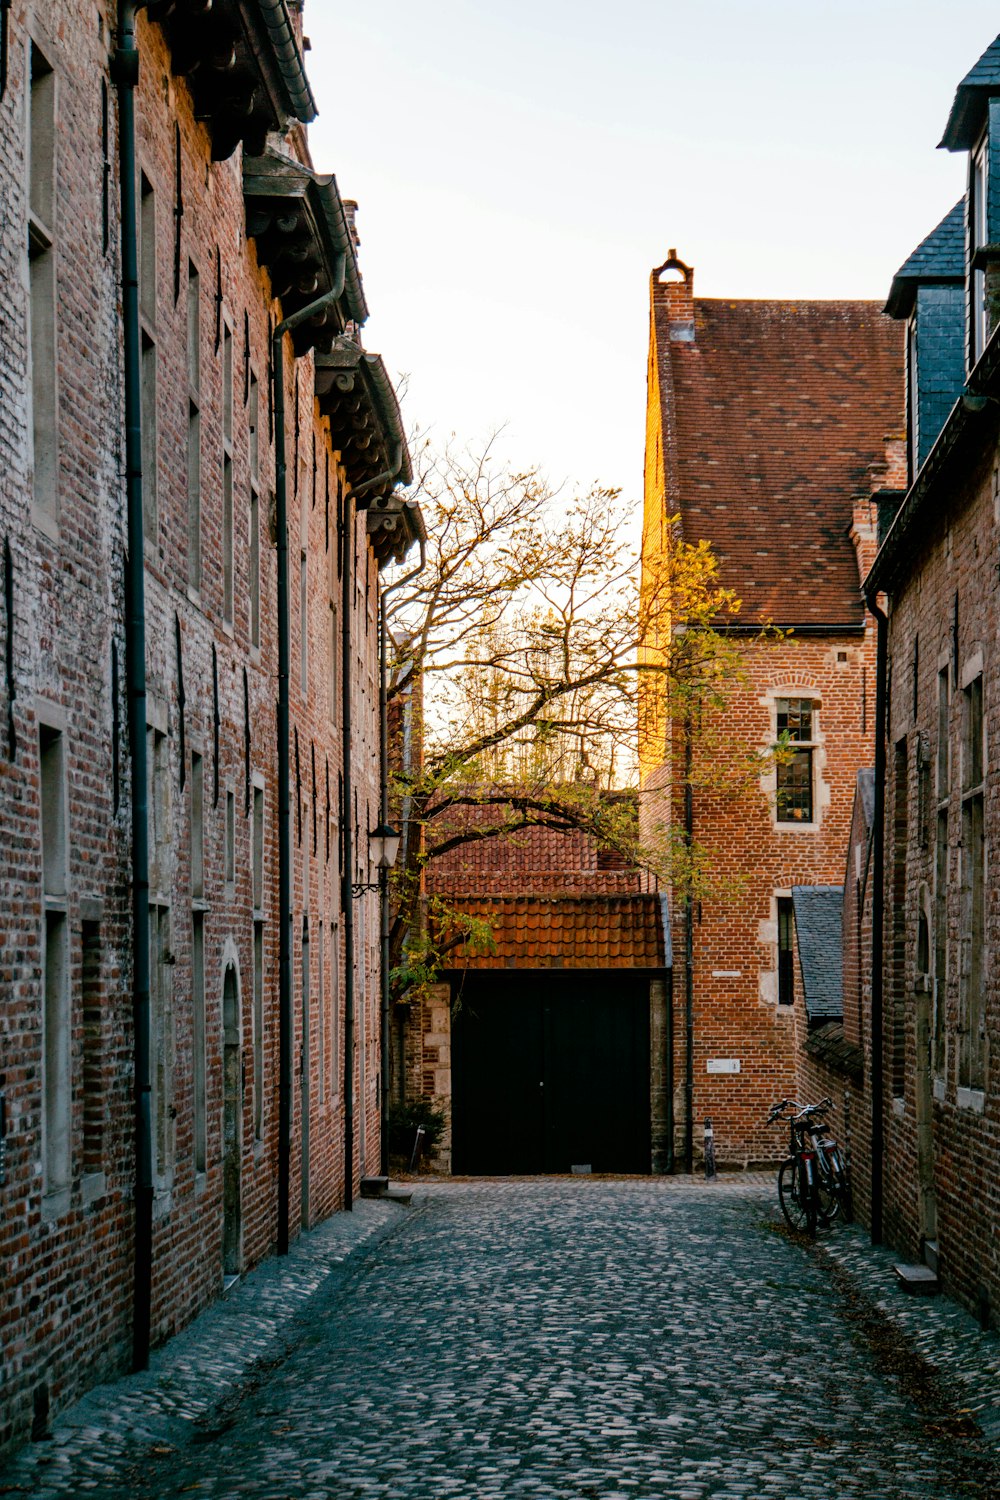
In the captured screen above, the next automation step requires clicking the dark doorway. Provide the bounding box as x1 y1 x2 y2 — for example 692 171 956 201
222 964 242 1275
451 971 651 1175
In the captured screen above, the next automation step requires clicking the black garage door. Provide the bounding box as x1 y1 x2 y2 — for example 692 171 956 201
450 971 651 1174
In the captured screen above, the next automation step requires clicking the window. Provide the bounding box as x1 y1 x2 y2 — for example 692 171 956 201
777 897 795 1006
187 263 201 591
318 922 326 1105
253 921 264 1142
936 667 950 797
959 673 985 1092
223 322 234 625
81 919 103 1175
39 724 69 1196
252 784 264 912
147 727 170 897
933 808 948 1080
890 739 908 1099
150 901 173 1184
249 373 260 649
775 698 815 823
190 751 204 899
300 551 308 694
147 724 173 1186
139 174 157 545
907 314 919 481
192 912 206 1173
225 788 236 888
28 45 58 533
329 603 337 725
330 922 340 1098
971 138 989 365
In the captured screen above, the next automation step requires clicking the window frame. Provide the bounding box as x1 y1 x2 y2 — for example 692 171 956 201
774 696 817 826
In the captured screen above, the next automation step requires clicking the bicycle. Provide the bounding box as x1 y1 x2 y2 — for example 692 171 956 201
767 1098 851 1236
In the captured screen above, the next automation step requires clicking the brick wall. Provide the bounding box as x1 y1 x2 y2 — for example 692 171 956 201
0 1 390 1451
878 438 1000 1328
662 633 876 1165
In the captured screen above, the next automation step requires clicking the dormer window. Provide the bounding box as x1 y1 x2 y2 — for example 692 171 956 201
970 136 989 364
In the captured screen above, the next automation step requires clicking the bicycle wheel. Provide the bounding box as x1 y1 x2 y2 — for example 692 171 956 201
778 1157 811 1233
802 1155 818 1238
826 1146 853 1223
815 1151 840 1225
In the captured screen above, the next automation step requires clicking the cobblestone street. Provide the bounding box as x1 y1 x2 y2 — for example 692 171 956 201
3 1178 999 1500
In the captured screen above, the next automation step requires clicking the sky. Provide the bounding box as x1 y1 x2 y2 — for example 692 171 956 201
306 3 1000 504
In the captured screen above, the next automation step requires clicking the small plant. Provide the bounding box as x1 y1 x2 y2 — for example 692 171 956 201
387 1099 447 1161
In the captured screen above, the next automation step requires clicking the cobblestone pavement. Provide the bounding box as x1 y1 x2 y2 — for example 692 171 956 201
3 1177 999 1500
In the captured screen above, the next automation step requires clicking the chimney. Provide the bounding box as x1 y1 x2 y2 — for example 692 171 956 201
342 199 361 251
651 249 695 343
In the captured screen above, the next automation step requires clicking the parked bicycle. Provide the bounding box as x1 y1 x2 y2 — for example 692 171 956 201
767 1098 852 1237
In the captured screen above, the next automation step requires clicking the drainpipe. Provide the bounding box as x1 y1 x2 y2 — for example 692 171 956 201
865 592 888 1247
353 442 403 501
378 539 425 1176
272 276 344 1256
684 717 694 1176
112 0 153 1375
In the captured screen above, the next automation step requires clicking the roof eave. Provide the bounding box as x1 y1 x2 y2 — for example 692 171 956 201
243 149 362 352
940 87 993 152
254 0 317 124
884 274 964 320
315 339 412 499
149 0 316 161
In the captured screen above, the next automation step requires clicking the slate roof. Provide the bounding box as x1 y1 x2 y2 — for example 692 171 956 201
884 200 966 319
804 1022 863 1083
791 885 843 1023
654 294 903 627
441 895 666 970
940 34 1000 151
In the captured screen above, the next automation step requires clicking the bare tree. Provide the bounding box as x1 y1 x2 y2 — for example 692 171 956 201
383 433 770 996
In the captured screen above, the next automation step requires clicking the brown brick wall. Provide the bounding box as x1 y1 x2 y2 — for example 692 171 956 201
0 1 387 1451
878 438 1000 1328
659 633 876 1165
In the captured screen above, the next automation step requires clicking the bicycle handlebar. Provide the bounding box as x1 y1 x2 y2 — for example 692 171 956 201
766 1097 833 1125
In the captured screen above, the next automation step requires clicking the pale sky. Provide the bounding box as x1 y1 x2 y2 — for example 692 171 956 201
306 4 999 502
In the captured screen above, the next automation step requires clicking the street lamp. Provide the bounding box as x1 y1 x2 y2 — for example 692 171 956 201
351 821 401 896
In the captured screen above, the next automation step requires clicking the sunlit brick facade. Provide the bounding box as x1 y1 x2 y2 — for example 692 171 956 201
639 251 902 1167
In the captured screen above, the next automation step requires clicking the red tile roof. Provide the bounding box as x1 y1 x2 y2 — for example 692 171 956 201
440 895 666 970
653 287 903 626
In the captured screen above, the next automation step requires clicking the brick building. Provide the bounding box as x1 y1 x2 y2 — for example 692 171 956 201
0 0 419 1452
639 254 903 1168
401 810 671 1176
858 32 1000 1328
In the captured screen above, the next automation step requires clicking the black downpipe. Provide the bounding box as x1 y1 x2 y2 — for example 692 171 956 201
112 3 153 1373
684 721 694 1175
378 541 425 1176
271 282 343 1255
866 595 888 1246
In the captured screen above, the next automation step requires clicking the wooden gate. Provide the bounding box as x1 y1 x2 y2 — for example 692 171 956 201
451 971 651 1174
